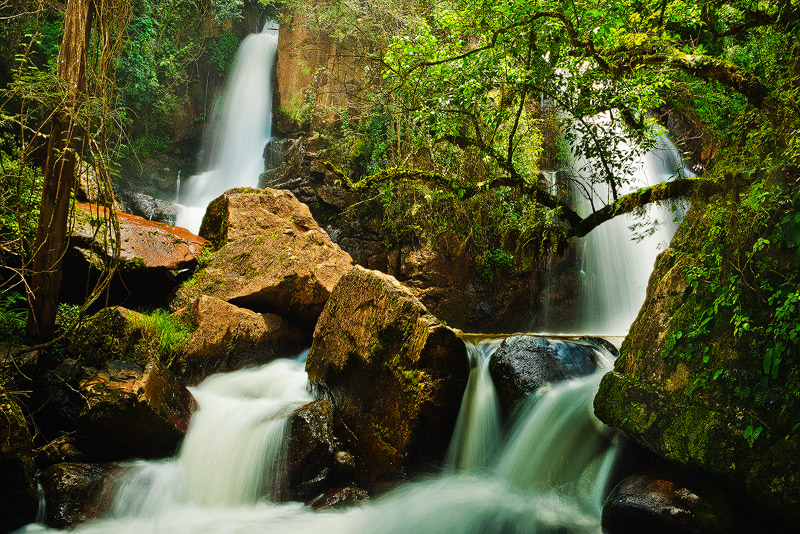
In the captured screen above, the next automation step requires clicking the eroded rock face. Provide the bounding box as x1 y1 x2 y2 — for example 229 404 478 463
38 462 123 529
74 362 195 459
308 486 369 510
306 266 468 488
174 188 352 327
489 336 599 416
602 470 733 534
175 295 305 384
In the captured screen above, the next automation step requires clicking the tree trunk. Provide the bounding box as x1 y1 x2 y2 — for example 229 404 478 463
26 0 94 343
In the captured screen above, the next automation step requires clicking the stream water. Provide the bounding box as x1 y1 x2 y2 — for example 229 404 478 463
19 340 618 534
175 23 279 234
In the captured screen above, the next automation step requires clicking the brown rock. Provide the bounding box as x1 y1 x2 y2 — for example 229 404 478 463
176 295 306 383
76 361 196 459
72 202 207 271
175 188 352 327
306 266 468 488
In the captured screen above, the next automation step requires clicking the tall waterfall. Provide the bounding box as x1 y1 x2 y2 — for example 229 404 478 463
176 23 279 233
573 133 691 335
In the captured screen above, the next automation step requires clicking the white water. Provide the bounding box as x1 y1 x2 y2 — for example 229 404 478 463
19 338 618 534
175 24 279 233
573 133 691 335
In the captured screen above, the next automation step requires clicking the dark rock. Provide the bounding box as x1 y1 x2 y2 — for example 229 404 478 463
175 295 306 384
173 188 352 328
0 396 37 533
307 485 369 510
117 191 179 225
35 436 85 469
489 336 598 415
307 266 468 488
285 400 347 501
602 470 733 534
39 462 124 529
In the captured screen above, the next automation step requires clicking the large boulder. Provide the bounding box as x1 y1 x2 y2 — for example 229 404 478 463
70 362 195 459
0 396 38 532
489 336 599 416
175 295 305 384
306 266 468 488
174 188 352 328
594 169 800 525
38 462 123 529
64 203 207 309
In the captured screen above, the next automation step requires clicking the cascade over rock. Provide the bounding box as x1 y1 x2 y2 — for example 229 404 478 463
594 185 800 525
175 295 305 384
306 266 469 488
489 335 599 416
173 188 352 327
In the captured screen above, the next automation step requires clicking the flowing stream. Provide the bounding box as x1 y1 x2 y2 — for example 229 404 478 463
175 23 279 233
20 339 619 534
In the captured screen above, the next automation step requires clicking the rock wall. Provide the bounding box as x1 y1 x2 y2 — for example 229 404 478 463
594 169 800 526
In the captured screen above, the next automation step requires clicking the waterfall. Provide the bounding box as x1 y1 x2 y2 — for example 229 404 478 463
444 338 503 472
573 132 691 335
20 338 618 534
176 23 279 233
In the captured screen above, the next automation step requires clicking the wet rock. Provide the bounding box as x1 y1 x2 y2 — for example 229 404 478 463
117 191 179 225
307 266 468 488
308 485 369 510
285 400 347 501
489 336 598 415
175 295 305 384
602 470 733 534
0 396 38 532
174 188 352 327
39 462 123 529
74 361 195 459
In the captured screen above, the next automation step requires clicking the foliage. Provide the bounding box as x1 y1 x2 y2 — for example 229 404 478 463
0 291 26 343
207 29 240 77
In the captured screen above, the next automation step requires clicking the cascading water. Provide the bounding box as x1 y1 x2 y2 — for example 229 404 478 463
19 337 619 534
573 132 692 335
175 23 279 233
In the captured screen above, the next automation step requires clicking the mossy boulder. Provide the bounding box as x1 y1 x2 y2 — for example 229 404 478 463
38 462 123 529
594 169 800 525
174 295 305 384
306 266 468 488
0 396 38 532
174 188 352 328
66 307 149 368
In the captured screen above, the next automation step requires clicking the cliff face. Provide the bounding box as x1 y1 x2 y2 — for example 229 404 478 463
273 4 368 133
594 168 800 526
